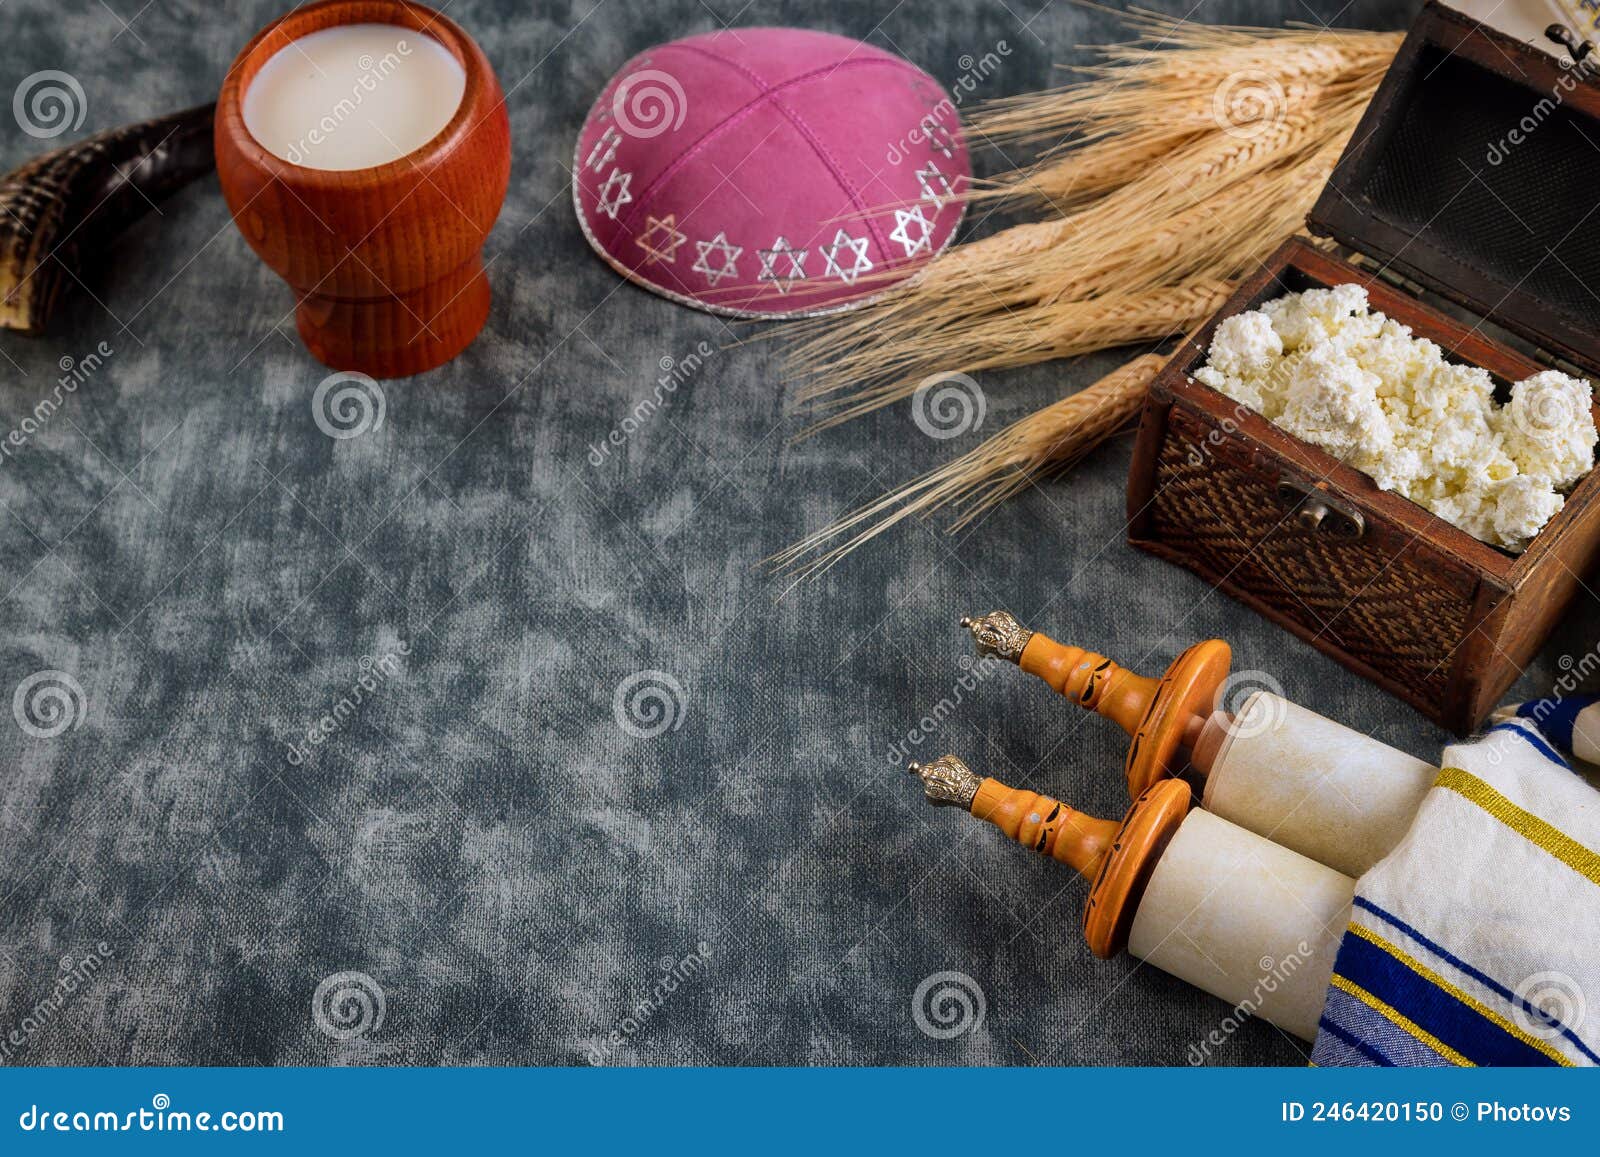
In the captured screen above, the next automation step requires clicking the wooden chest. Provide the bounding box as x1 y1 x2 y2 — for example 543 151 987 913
1127 3 1600 734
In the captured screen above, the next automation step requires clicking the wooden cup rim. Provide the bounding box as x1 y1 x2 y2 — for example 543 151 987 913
215 0 494 191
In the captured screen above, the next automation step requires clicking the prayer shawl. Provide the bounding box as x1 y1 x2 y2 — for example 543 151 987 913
1310 705 1600 1066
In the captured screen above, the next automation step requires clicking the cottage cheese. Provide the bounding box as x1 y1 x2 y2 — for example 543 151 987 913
1191 285 1597 551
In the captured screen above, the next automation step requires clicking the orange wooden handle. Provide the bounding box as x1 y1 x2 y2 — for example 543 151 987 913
1018 635 1160 738
964 613 1233 797
910 754 1194 960
970 779 1121 879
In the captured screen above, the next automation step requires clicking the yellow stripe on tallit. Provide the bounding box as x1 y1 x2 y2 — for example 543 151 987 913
1328 973 1475 1067
1434 766 1600 887
1346 922 1573 1066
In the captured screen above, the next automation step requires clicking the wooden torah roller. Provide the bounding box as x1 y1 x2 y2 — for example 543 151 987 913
910 753 1352 1041
215 0 511 377
962 611 1437 878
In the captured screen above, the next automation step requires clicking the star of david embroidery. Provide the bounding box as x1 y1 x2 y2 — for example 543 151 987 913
585 126 621 172
820 229 872 285
692 231 742 286
597 170 633 220
635 215 687 264
756 236 808 293
889 206 934 258
926 123 956 158
916 161 954 209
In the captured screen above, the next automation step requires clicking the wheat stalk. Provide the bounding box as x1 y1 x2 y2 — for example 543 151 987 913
771 12 1402 576
788 130 1348 422
982 86 1366 211
972 27 1400 142
771 353 1166 580
784 100 1365 413
804 280 1228 434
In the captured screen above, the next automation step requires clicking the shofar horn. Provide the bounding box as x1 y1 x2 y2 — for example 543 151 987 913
0 103 216 334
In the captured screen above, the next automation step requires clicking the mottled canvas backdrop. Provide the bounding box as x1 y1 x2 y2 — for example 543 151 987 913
2 0 1574 1067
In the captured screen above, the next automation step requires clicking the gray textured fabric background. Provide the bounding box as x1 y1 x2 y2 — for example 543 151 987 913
4 0 1581 1067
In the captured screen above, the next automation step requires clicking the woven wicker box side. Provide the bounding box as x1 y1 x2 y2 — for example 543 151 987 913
1132 394 1484 724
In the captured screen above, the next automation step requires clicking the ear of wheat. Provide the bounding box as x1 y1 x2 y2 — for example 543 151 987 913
769 353 1166 583
772 11 1402 576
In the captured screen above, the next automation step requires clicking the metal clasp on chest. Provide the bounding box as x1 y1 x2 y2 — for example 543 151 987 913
1276 476 1367 539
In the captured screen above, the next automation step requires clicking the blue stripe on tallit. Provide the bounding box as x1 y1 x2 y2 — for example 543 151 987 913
1516 696 1597 758
1313 1012 1393 1067
1337 928 1557 1067
1484 721 1570 769
1318 985 1448 1066
1353 896 1600 1064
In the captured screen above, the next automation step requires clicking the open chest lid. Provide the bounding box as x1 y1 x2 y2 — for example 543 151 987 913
1307 1 1600 379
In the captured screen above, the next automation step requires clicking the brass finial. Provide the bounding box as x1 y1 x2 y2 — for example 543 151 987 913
908 755 982 809
960 611 1033 664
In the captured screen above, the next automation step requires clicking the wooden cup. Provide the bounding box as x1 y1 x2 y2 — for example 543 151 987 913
215 0 511 378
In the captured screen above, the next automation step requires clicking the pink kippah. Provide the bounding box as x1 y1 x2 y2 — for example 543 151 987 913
572 27 970 318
